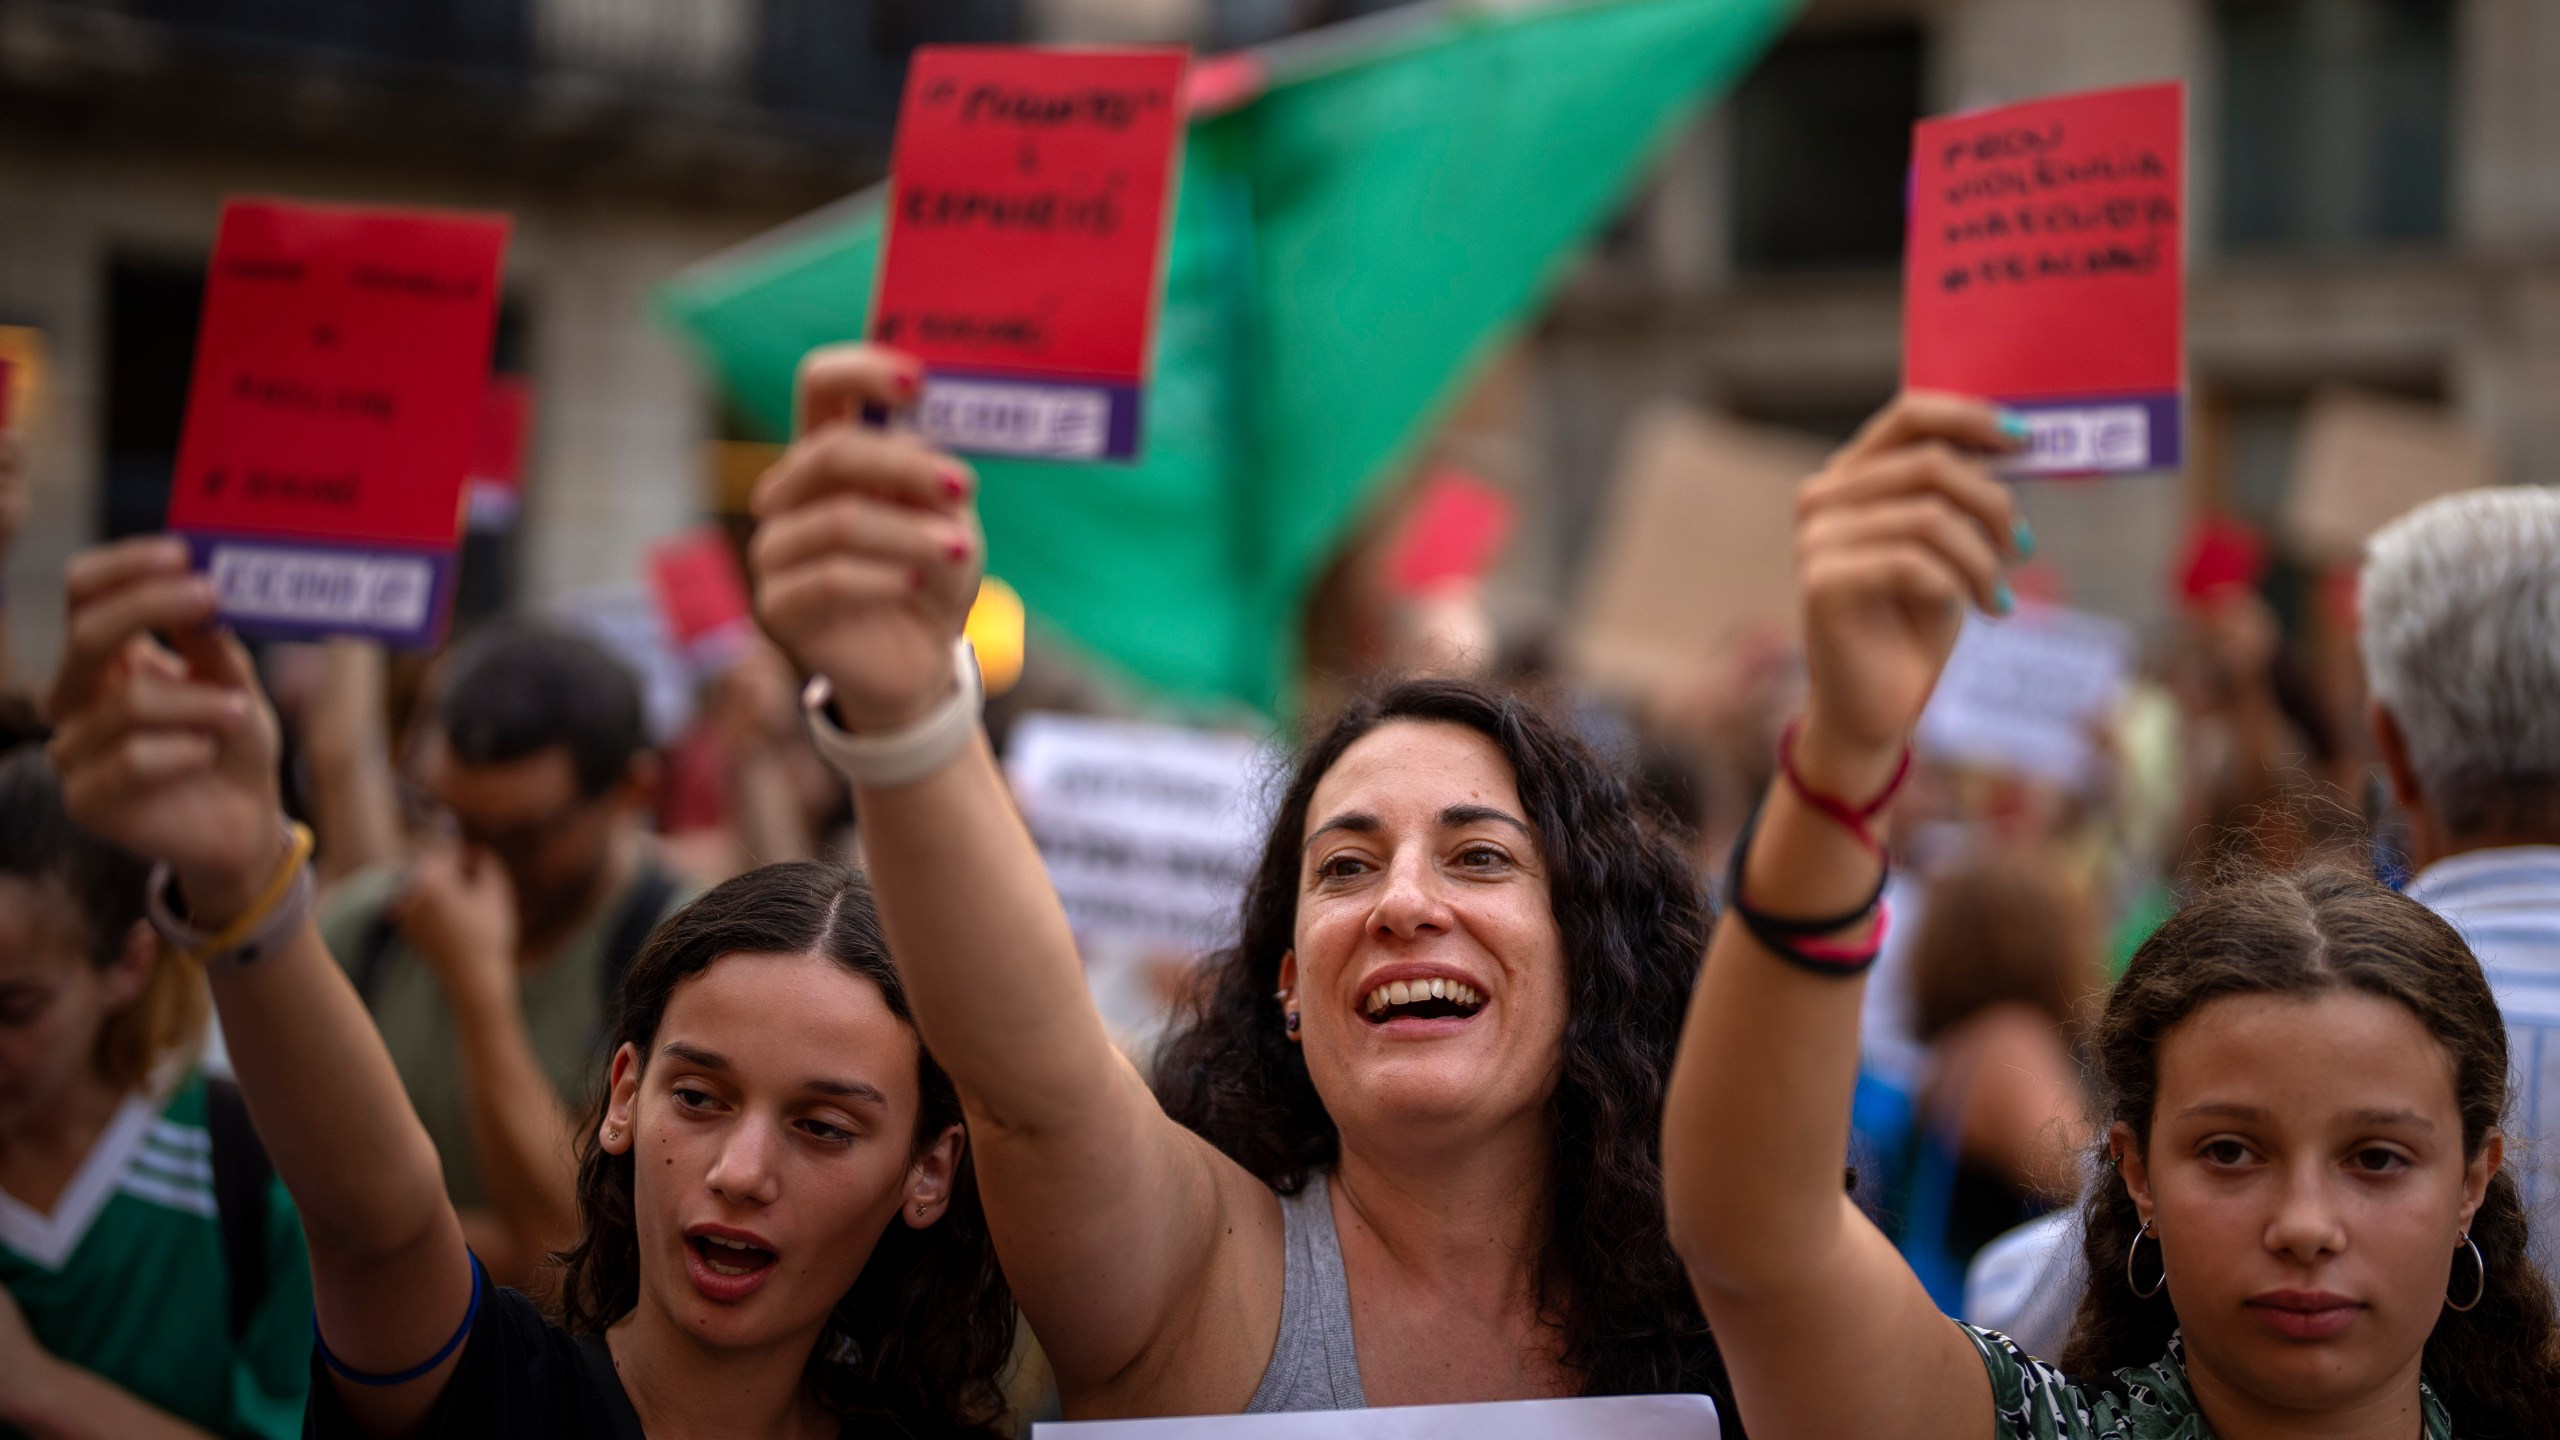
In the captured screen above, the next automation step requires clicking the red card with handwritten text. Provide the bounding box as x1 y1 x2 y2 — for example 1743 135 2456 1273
873 46 1187 463
1906 83 2184 474
167 198 509 647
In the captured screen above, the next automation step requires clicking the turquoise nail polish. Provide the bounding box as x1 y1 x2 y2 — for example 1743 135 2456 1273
1992 581 2015 616
1997 412 2033 444
2012 519 2037 559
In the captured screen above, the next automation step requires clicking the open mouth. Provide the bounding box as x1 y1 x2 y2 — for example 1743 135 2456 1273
1360 978 1487 1024
688 1233 776 1279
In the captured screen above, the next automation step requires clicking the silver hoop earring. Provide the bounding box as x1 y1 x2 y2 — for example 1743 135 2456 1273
2447 1231 2487 1312
2126 1219 2167 1299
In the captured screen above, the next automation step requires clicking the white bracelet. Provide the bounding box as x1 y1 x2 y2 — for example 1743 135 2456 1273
801 640 984 788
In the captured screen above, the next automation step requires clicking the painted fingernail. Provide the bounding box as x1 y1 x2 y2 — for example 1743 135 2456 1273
895 368 924 399
1992 581 2016 616
945 538 972 563
2012 519 2037 559
1997 411 2034 444
936 464 971 500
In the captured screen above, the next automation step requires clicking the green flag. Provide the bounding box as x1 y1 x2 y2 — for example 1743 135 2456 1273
661 0 1795 715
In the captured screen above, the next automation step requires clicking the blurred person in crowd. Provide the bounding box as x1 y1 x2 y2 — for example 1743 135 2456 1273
2365 487 2560 1279
42 542 1017 1437
658 640 844 882
1664 393 2560 1440
0 746 311 1440
749 346 1742 1422
1892 848 2096 1307
318 623 691 1285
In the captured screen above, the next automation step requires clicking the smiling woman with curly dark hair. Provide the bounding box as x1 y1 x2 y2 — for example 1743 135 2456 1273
1153 680 1734 1403
741 340 1741 1431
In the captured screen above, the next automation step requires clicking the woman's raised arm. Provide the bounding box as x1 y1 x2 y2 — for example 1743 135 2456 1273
749 347 1279 1407
1661 394 2028 1440
47 540 473 1437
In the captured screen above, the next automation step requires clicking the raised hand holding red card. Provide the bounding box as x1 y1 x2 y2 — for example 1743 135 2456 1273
167 197 510 647
1905 82 2185 475
872 46 1188 464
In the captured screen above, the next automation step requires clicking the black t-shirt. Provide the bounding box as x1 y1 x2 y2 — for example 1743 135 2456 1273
304 1285 643 1440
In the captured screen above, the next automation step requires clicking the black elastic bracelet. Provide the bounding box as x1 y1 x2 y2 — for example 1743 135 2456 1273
315 1251 484 1387
1722 800 1890 977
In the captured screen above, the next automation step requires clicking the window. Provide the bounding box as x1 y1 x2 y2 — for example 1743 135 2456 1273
1729 27 1925 271
2217 0 2453 251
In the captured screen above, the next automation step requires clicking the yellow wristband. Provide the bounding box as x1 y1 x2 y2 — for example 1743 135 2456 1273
147 822 317 967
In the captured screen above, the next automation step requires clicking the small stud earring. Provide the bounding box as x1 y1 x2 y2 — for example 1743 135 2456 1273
1286 1010 1301 1035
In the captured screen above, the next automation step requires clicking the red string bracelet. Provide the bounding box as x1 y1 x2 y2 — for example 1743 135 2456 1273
1776 718 1912 857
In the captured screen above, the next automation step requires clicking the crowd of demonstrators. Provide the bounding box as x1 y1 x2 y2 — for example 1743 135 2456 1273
1660 393 2560 1440
0 741 311 1440
3 332 2557 1440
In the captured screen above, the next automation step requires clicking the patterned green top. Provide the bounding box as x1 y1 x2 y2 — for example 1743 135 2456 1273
1964 1324 2453 1440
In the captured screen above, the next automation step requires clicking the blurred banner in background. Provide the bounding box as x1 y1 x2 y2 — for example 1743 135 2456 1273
661 0 1797 715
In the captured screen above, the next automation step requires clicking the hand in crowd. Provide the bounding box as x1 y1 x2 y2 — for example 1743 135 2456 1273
1792 393 2025 788
393 841 520 1012
45 537 288 918
749 346 982 734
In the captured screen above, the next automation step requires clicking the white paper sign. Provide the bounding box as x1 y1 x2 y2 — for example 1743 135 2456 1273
1916 603 2133 788
1036 1395 1720 1440
1005 713 1278 953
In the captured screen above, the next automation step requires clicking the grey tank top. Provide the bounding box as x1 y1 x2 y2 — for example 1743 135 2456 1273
1245 1172 1367 1412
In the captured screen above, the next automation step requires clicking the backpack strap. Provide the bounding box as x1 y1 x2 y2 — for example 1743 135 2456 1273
595 858 678 1032
203 1077 274 1342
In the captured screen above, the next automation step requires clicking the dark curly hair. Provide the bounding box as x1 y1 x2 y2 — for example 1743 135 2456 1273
1153 678 1733 1400
2062 866 2560 1439
556 862 1015 1437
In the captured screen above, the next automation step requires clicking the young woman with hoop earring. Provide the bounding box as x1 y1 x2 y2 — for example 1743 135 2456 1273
1660 391 2560 1440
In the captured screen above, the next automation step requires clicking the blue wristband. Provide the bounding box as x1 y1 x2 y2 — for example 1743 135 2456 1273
315 1251 485 1387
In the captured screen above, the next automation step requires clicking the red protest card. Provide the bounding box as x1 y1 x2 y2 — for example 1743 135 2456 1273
1388 469 1516 597
649 527 756 666
1906 82 2184 474
873 46 1188 463
466 375 533 530
167 197 510 647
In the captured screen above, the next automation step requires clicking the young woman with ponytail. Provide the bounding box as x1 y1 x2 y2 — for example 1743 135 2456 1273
1661 392 2560 1440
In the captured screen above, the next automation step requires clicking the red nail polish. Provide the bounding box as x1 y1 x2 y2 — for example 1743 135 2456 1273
946 539 971 563
936 465 969 500
896 369 923 399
